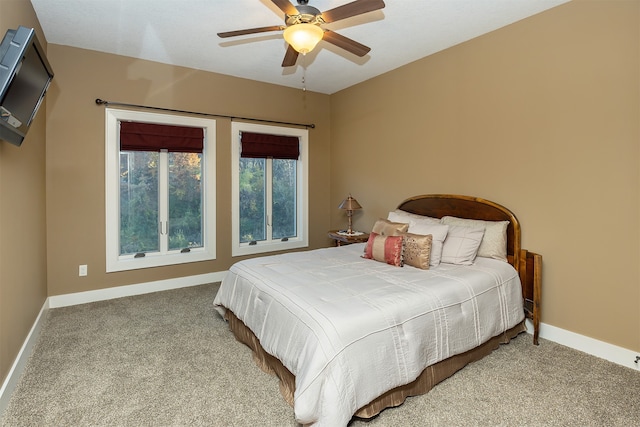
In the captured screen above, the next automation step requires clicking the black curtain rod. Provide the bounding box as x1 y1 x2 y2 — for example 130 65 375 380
94 98 315 129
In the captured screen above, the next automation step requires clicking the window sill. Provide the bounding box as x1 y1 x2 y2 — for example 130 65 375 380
232 239 307 257
106 249 215 273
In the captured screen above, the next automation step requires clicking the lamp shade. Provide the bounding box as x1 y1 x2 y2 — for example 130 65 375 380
283 23 324 54
339 195 362 211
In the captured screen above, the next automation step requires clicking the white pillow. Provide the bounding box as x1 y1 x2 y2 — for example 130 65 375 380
440 216 509 261
407 223 449 267
388 210 440 227
440 225 485 265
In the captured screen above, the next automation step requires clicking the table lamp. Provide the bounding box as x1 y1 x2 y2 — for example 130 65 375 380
338 194 362 235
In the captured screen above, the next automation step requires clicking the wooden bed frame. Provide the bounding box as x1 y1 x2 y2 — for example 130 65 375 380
397 194 522 266
223 194 542 422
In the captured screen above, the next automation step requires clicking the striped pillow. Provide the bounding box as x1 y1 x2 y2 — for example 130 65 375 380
363 232 404 267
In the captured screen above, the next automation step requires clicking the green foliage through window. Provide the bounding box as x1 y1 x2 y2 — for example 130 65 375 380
239 157 297 243
119 150 203 255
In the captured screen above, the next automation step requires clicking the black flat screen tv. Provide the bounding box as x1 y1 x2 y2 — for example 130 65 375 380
0 26 54 146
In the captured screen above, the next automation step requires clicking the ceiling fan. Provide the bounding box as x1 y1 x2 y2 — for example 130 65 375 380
217 0 386 67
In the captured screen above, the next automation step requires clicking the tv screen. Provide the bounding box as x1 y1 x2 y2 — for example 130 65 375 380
0 26 54 146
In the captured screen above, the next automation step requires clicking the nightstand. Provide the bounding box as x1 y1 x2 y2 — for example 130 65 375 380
328 230 369 246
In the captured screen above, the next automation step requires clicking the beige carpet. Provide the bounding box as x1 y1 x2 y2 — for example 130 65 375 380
1 283 639 426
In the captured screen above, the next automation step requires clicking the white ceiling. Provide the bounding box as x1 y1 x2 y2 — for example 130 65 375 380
30 0 569 95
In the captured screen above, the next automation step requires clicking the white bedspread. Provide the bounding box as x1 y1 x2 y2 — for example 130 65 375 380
213 244 524 426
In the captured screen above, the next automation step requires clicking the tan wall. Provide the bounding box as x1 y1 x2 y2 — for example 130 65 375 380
44 45 332 296
0 0 49 383
330 1 640 352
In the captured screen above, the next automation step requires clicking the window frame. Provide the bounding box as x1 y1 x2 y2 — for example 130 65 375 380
231 121 308 257
105 108 216 272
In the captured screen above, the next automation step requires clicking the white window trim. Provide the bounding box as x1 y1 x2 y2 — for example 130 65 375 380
105 108 216 272
231 121 308 257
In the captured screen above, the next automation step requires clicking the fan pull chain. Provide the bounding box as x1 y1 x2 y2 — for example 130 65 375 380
301 53 307 92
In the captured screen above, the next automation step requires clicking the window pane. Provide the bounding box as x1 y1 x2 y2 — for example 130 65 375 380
272 159 297 239
120 151 159 254
239 157 266 243
168 152 203 250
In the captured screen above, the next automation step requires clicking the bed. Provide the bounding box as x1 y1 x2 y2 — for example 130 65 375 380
213 194 541 426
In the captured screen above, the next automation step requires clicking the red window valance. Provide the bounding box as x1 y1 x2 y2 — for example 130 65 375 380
120 121 204 153
240 132 299 160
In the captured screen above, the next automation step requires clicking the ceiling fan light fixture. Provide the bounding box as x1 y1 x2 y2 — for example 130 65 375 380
283 23 323 54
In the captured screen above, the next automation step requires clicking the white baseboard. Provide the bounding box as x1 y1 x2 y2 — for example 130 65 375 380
1 271 227 415
526 319 640 371
48 271 227 308
0 299 49 416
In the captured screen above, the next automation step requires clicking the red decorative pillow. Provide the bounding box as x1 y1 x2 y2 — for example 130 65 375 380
363 232 404 267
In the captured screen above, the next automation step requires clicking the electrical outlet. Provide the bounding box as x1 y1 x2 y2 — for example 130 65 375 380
79 264 87 276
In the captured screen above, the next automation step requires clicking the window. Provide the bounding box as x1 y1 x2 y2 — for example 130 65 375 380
231 122 308 256
105 109 216 272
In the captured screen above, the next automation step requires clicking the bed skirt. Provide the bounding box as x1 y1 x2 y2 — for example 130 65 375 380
225 310 526 420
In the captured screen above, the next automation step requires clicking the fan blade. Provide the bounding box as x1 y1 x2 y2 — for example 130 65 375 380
271 0 298 16
321 0 385 23
323 30 370 57
282 44 299 67
217 25 283 38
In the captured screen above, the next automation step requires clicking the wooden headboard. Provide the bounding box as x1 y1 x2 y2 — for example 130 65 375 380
397 194 522 272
